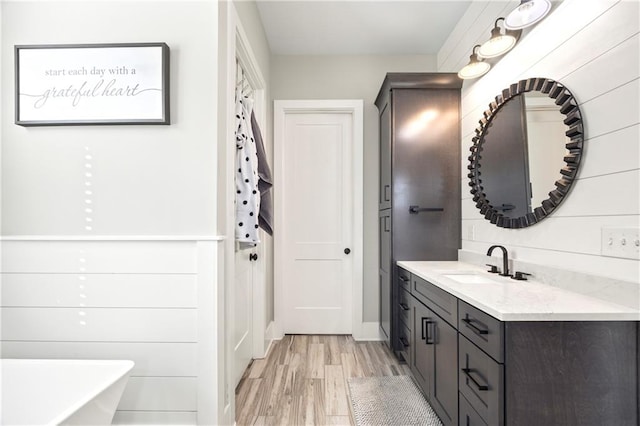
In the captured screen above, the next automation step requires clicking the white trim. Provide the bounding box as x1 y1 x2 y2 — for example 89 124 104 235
353 322 383 341
257 320 277 359
196 240 221 426
0 235 225 242
273 99 365 339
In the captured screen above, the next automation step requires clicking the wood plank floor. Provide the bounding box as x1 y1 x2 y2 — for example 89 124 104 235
235 335 410 425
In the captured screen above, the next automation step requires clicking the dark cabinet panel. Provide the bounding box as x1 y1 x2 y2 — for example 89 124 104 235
411 298 431 394
458 300 504 363
460 393 488 426
379 270 390 341
412 275 458 328
504 321 638 426
379 210 391 343
430 309 458 426
379 210 391 274
410 295 458 426
398 287 411 328
459 334 504 426
375 73 461 354
379 101 392 210
391 89 461 261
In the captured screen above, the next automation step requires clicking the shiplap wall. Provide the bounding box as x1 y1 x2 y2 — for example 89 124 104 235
0 238 221 425
438 0 640 283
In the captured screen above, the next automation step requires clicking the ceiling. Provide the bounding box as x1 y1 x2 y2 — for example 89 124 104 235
255 1 473 56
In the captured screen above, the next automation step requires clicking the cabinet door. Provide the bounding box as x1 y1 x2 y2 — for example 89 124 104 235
411 299 432 396
379 210 392 344
411 298 459 426
379 101 392 210
379 269 390 343
430 314 458 426
391 88 461 261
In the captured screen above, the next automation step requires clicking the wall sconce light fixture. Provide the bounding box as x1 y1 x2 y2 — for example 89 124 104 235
478 18 520 59
457 45 490 80
504 0 551 30
458 1 552 80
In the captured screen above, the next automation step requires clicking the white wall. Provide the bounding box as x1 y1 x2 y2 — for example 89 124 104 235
1 1 218 236
1 2 224 425
271 54 437 322
439 0 640 283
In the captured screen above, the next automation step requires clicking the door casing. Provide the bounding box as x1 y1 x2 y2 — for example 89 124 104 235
273 100 365 338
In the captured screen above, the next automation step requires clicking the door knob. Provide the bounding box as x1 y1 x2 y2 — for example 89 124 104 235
344 248 351 255
249 253 258 261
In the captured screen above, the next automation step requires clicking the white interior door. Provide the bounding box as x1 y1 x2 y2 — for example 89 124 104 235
280 112 354 334
233 247 255 386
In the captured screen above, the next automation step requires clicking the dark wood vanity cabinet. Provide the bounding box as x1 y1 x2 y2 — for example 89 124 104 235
376 73 462 351
411 297 458 426
398 267 639 426
458 299 638 426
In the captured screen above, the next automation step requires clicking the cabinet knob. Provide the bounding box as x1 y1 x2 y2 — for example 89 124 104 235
344 248 351 255
249 253 258 261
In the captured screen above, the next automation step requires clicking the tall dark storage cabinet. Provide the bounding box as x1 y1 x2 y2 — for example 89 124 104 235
375 73 462 352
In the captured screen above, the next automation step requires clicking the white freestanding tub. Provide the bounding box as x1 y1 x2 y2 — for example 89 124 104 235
1 359 134 425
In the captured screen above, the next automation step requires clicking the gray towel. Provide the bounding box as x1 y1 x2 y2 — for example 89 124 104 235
251 111 273 236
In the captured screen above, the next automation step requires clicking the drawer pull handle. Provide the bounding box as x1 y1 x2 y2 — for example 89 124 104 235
398 303 410 311
399 276 410 282
400 337 410 348
462 368 489 391
462 317 489 335
421 317 435 345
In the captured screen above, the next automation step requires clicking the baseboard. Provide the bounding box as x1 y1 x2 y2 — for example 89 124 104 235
268 320 381 341
263 321 277 354
353 321 383 341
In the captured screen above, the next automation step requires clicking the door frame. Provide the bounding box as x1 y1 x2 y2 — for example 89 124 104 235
273 100 364 339
234 9 269 361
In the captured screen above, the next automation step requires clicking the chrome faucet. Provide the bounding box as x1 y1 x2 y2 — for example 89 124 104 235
486 245 510 277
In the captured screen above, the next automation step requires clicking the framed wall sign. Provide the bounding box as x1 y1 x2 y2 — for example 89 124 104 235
15 42 170 126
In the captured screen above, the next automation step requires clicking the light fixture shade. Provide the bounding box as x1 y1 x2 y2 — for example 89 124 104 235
504 0 551 30
478 18 518 58
458 45 491 80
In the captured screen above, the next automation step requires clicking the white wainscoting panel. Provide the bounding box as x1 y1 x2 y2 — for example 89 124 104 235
0 238 221 425
119 377 198 411
112 411 197 426
1 307 197 342
2 274 197 308
0 341 197 377
1 240 197 274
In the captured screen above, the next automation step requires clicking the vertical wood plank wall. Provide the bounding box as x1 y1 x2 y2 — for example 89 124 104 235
0 238 221 425
438 0 640 282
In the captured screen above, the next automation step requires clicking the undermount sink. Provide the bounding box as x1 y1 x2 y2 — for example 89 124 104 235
442 273 498 284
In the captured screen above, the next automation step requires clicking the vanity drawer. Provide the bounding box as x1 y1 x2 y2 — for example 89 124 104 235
459 392 488 426
412 275 457 328
398 287 411 328
397 267 411 292
398 321 411 364
458 300 504 363
459 334 504 426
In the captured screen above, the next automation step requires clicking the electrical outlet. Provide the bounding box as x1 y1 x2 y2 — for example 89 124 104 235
467 225 475 241
601 227 640 260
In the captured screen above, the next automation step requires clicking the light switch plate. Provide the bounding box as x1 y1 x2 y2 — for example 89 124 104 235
601 227 640 260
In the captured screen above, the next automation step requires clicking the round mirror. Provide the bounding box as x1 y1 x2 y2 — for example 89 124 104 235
468 77 584 228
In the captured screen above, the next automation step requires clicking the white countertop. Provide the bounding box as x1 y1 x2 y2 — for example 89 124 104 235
397 261 640 321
